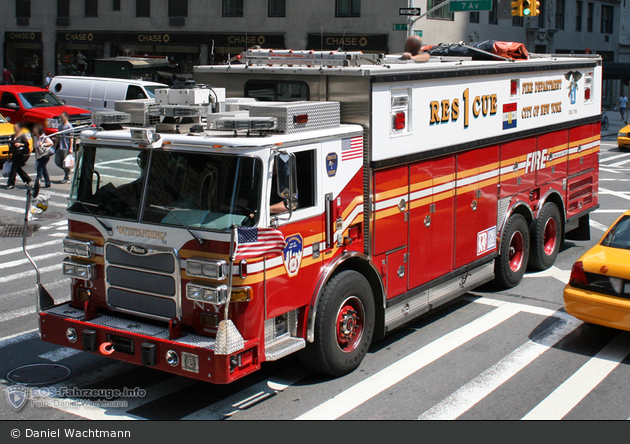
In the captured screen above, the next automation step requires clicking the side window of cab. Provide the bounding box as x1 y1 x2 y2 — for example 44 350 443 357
270 149 316 215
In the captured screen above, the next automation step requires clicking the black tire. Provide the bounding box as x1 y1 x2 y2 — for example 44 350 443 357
494 214 530 289
528 203 562 271
299 270 375 377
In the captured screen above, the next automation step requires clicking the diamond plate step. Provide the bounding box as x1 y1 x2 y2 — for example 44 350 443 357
265 337 306 361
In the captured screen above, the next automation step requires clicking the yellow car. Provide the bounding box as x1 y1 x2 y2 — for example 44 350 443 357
618 124 630 151
0 113 14 167
564 210 630 330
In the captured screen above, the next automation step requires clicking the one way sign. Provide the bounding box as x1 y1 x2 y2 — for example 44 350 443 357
400 7 421 15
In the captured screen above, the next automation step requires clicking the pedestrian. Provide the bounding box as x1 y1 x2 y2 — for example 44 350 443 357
618 93 628 121
2 67 15 85
44 72 53 88
76 52 87 75
32 124 53 188
401 35 430 63
54 112 74 184
5 122 31 190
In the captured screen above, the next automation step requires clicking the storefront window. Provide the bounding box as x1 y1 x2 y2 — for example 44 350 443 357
56 42 104 76
4 32 42 85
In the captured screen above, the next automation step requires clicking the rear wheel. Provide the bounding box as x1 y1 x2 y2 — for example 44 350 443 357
299 270 375 377
529 203 562 271
494 214 530 289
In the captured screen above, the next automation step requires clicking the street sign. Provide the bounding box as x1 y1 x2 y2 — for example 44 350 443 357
393 24 409 31
414 30 423 37
448 0 493 11
400 7 421 15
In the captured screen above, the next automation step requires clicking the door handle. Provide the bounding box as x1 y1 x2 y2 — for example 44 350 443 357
398 199 407 212
471 200 478 211
424 215 431 228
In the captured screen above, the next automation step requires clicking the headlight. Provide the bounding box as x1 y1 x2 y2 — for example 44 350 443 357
619 132 628 138
63 238 93 258
186 284 228 305
186 259 227 280
45 118 60 129
62 260 96 280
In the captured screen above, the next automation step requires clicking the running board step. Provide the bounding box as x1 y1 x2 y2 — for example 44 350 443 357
265 337 306 361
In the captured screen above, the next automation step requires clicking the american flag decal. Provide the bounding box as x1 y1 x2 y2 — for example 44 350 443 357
341 136 363 161
235 227 285 260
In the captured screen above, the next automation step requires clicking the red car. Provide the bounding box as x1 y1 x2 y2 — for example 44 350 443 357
0 85 91 135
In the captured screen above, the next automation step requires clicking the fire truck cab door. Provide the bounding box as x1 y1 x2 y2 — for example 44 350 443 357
455 146 499 268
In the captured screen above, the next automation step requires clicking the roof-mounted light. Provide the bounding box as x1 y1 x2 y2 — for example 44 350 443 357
130 128 160 144
149 105 207 118
210 117 277 132
91 111 132 126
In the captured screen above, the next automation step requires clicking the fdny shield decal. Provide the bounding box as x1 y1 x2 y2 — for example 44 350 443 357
283 234 303 278
326 153 338 177
6 385 28 411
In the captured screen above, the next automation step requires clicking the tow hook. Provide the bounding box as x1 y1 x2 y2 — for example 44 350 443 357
99 342 115 355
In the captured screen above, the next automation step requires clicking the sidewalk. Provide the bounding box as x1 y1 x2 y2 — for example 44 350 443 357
601 107 627 138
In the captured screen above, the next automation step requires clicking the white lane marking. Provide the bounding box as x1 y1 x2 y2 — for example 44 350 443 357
609 159 630 168
600 167 622 174
594 209 629 214
40 190 70 199
522 332 630 420
183 369 309 420
600 178 630 182
0 239 62 258
52 221 67 226
600 187 630 201
590 220 610 232
0 264 63 284
95 156 137 167
0 279 68 303
0 191 67 208
38 347 82 362
0 203 24 214
46 376 198 421
0 329 39 349
600 152 630 164
417 318 582 420
463 295 576 323
48 232 68 238
295 302 521 420
0 251 66 270
0 306 36 323
523 266 571 284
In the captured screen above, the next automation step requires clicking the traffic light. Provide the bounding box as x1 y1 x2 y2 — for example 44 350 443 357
530 0 541 16
511 0 524 16
522 0 532 15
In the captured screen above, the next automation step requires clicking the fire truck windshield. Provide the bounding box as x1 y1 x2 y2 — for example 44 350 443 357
141 151 262 231
69 146 263 231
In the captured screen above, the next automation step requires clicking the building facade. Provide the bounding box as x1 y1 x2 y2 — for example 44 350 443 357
1 0 625 103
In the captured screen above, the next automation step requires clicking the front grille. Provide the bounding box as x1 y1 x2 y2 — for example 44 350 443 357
105 242 179 320
68 114 92 126
108 288 177 319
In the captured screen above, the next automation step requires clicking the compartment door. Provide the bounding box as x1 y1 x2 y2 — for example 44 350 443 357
373 166 409 256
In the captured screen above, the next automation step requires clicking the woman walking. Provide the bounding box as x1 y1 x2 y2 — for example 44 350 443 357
32 124 53 188
5 122 31 190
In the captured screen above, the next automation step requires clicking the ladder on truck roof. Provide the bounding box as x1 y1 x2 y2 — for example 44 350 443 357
238 49 398 67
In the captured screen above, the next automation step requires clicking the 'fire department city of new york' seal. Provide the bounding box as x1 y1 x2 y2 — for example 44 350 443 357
283 234 303 278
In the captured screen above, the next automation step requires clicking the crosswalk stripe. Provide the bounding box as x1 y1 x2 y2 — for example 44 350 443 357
600 187 630 201
0 279 68 303
600 153 630 164
182 369 309 420
417 318 582 420
0 251 66 270
295 302 521 420
38 347 82 362
594 209 628 213
523 266 571 284
522 332 630 420
0 203 24 213
600 167 622 174
0 264 63 284
0 306 36 323
609 159 630 168
590 220 610 232
0 191 67 208
0 239 62 258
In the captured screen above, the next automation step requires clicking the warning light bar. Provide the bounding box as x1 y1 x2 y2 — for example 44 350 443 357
209 117 278 132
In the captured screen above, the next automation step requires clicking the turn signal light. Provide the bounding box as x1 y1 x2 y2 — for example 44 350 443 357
231 287 253 302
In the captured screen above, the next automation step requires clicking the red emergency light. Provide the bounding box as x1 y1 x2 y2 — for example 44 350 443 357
394 112 406 131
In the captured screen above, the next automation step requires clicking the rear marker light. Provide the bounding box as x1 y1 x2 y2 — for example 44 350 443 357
294 114 308 124
394 112 406 131
585 88 591 101
511 79 518 96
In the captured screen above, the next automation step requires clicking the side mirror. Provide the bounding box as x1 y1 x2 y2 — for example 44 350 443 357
5 116 11 122
61 99 67 105
5 103 19 110
276 152 298 212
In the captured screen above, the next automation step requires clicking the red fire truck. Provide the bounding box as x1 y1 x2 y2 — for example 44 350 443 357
36 50 601 383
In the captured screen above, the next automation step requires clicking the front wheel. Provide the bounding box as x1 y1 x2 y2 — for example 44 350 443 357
494 214 530 289
529 203 562 271
299 270 375 377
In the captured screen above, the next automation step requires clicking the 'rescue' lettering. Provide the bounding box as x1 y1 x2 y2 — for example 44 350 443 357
525 149 548 174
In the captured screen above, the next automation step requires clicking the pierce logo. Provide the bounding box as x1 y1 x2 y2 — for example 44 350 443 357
126 245 149 255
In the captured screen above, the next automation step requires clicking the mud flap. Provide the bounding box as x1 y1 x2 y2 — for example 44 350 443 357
565 214 591 241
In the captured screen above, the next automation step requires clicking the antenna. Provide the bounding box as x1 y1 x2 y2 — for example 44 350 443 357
341 29 346 52
320 26 324 65
211 39 215 65
245 27 248 52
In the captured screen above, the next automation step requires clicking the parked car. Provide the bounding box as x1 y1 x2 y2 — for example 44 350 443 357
0 85 91 136
618 123 630 152
48 76 167 112
564 209 630 331
0 112 32 169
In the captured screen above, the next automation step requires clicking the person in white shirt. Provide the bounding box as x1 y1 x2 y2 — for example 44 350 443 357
618 93 628 121
32 124 53 188
44 72 53 88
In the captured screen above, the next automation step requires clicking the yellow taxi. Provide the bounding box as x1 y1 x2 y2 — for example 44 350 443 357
564 210 630 330
0 112 14 167
618 124 630 151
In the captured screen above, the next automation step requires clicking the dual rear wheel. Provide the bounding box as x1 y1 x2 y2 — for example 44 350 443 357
494 202 562 289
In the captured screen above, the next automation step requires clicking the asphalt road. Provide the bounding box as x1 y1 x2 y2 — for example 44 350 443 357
1 136 629 420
